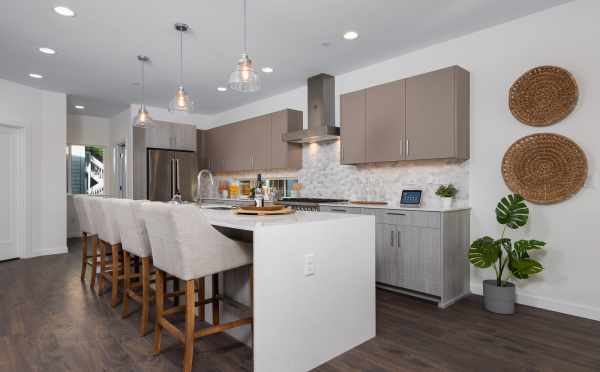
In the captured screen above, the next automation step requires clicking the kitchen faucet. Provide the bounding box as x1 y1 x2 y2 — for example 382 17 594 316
195 169 214 202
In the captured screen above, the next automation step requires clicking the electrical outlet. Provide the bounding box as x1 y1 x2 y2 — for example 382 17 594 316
304 253 315 276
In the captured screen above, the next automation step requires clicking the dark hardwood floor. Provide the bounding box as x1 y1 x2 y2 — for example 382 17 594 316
1 239 599 372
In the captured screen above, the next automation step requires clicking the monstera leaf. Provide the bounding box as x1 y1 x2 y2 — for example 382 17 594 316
468 237 501 268
514 239 546 259
509 258 544 279
496 194 529 229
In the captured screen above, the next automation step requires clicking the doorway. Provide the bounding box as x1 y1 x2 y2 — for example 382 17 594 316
0 125 23 261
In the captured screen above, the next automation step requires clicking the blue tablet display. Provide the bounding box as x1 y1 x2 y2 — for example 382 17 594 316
401 190 422 205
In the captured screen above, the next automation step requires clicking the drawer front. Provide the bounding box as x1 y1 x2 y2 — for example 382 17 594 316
320 205 362 214
380 209 441 228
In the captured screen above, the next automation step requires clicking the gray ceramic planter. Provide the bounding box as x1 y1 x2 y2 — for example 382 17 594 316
482 280 515 314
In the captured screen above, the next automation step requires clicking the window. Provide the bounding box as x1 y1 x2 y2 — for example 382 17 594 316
66 144 105 195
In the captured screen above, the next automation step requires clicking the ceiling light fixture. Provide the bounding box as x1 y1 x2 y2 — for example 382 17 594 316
169 23 194 113
228 0 260 92
53 6 75 17
74 105 85 110
29 73 43 79
39 47 56 55
217 87 227 92
343 31 359 40
133 55 153 127
261 67 273 73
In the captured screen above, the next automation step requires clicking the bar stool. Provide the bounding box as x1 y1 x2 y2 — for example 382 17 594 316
141 203 253 372
91 197 124 307
72 195 99 289
113 198 154 335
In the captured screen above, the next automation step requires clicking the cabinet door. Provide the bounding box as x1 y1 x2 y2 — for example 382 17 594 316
247 115 271 170
399 226 441 296
366 80 405 162
340 90 366 164
405 67 455 160
270 110 288 170
379 224 400 286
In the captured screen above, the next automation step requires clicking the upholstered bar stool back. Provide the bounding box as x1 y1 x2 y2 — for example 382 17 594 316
73 195 100 288
141 203 253 372
113 198 155 335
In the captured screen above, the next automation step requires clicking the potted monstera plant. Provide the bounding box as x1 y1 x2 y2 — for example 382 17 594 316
468 194 545 314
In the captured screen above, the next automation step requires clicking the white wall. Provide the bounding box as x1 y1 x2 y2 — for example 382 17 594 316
67 114 111 145
0 79 67 257
206 0 600 320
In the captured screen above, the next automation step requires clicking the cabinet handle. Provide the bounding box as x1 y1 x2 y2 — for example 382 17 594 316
406 139 409 157
251 156 254 169
390 230 394 246
331 209 347 213
386 212 406 216
397 231 401 248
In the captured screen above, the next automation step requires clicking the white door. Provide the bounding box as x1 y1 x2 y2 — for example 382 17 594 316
0 125 19 260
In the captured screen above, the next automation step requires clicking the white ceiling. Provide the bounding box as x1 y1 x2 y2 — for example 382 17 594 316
0 0 571 117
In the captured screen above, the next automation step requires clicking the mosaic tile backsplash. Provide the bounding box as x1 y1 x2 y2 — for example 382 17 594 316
205 140 469 208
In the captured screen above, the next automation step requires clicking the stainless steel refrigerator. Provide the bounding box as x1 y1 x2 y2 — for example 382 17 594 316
147 149 197 202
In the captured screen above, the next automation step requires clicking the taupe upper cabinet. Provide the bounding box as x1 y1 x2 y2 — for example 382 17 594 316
366 80 406 162
205 109 303 173
340 65 469 164
340 90 367 165
405 66 469 161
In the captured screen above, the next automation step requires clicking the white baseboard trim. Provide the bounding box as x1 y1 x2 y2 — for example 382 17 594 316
27 246 69 258
471 282 600 321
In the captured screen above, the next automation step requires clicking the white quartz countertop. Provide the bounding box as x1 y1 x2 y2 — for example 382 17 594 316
319 202 471 212
199 204 370 231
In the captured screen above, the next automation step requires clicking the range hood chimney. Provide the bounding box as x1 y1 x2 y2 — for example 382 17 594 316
283 74 340 143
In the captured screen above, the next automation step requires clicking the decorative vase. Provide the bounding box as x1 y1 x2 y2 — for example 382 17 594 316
482 280 515 314
441 197 453 209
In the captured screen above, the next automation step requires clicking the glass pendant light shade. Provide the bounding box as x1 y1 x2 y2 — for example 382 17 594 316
169 86 194 112
133 104 153 127
169 23 194 113
229 0 260 93
229 54 260 92
133 55 153 127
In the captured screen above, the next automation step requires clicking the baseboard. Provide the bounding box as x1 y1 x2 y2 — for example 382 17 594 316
27 246 69 258
471 282 600 321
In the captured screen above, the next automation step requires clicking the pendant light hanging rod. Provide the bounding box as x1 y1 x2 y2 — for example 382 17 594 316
243 0 247 55
174 23 189 87
137 55 150 105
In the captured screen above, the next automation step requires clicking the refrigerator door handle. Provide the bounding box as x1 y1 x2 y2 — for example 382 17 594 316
176 159 181 195
170 159 176 197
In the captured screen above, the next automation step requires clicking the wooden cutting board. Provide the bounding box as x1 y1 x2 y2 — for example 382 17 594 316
233 206 296 215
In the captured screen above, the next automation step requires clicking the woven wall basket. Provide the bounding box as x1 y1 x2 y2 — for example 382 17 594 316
509 66 578 126
502 133 587 204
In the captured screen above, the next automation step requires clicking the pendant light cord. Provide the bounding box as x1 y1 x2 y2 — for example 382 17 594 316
179 29 184 86
243 0 247 55
141 59 145 105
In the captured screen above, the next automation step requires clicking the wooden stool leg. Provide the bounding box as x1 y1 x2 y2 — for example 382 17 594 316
183 279 196 372
111 244 120 307
122 251 131 318
90 236 97 290
212 273 219 325
140 256 151 336
153 270 165 355
98 241 106 296
80 232 88 280
197 278 205 322
249 265 254 345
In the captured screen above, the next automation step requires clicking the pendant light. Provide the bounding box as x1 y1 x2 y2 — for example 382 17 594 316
228 0 260 92
169 23 194 112
133 55 153 127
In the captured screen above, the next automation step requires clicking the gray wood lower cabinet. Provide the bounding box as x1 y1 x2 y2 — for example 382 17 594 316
322 206 470 308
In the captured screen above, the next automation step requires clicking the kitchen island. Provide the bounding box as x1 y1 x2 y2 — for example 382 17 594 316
199 206 376 372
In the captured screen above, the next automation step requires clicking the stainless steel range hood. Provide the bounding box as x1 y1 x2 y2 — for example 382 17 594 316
283 74 340 143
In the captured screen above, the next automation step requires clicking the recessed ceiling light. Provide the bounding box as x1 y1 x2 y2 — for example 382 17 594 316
261 67 274 73
217 86 227 92
28 73 43 79
74 105 85 110
53 6 75 17
39 47 56 55
343 31 359 40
